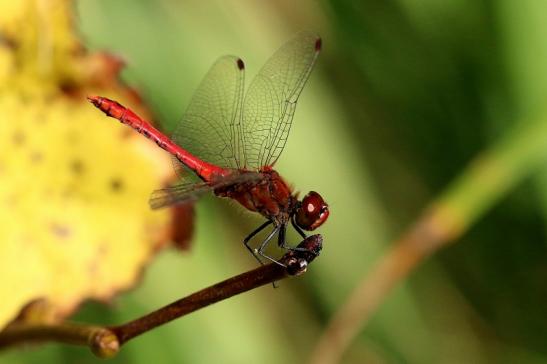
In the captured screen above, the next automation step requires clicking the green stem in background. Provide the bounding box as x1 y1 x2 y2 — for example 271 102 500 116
0 235 323 359
310 113 547 364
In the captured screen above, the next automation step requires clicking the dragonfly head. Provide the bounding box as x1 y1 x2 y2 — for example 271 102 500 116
295 191 329 231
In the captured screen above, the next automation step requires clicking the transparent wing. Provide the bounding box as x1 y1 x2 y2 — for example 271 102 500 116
150 180 211 209
242 31 321 169
149 171 264 210
172 55 245 173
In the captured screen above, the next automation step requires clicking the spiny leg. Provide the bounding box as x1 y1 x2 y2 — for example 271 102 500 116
243 220 272 265
278 218 309 252
291 214 307 239
256 226 285 267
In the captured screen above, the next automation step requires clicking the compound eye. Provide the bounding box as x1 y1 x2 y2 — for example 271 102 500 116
295 191 329 231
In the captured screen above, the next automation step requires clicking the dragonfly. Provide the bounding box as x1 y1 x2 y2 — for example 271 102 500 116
88 32 329 266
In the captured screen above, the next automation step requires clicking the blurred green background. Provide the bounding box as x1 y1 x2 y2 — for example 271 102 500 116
3 0 547 363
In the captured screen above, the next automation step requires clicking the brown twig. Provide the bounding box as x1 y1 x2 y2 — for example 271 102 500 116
0 235 323 358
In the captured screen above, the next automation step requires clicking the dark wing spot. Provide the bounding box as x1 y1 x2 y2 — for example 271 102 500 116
237 58 245 70
110 178 124 192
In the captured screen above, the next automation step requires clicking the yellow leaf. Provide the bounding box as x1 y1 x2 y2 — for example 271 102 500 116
0 0 189 328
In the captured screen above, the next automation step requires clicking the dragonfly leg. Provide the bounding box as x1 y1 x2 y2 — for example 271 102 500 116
256 226 285 267
291 214 307 239
278 223 309 252
243 220 273 265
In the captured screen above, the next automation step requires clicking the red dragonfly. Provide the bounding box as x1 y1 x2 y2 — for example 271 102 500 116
89 32 329 266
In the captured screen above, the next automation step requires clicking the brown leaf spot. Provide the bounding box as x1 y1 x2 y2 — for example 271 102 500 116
70 160 84 175
66 131 79 144
12 130 25 146
4 193 18 207
110 178 124 193
50 223 72 239
59 80 79 98
89 243 109 275
34 112 46 123
30 151 43 163
120 129 132 139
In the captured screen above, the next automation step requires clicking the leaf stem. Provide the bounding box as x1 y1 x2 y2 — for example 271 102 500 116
111 259 291 344
0 234 322 358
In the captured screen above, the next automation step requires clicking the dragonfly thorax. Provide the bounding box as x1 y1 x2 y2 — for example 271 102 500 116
214 169 297 224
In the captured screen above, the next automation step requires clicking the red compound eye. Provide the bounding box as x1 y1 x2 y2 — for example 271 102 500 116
295 191 329 231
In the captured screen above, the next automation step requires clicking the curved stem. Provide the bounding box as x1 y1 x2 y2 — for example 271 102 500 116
0 235 322 358
111 261 289 344
0 322 119 358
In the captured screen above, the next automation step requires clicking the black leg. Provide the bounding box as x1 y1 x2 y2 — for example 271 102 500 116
243 220 273 265
278 222 309 252
291 215 307 239
277 224 286 247
257 226 285 267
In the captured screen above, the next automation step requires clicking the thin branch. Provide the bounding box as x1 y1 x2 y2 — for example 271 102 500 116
0 235 323 358
0 323 117 357
310 112 547 364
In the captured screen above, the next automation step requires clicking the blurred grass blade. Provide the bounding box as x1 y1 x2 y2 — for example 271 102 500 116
311 110 547 364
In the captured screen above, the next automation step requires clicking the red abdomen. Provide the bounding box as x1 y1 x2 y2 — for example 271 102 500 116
88 96 228 182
